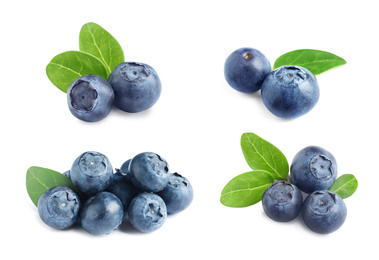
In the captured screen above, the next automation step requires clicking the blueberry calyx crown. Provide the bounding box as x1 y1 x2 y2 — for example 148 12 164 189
269 180 294 203
168 173 189 188
70 80 98 111
147 153 169 176
119 62 151 82
310 154 334 180
274 66 307 87
146 202 165 223
47 190 80 219
79 152 107 177
309 191 336 214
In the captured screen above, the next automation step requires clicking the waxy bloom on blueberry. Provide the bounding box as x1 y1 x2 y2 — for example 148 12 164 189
38 186 81 230
70 151 114 195
302 190 347 234
261 65 319 119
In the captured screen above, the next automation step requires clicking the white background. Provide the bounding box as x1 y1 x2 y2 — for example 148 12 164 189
1 0 378 259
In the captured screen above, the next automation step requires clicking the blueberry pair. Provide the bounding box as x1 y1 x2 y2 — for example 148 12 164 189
224 47 319 119
262 146 347 234
67 62 161 122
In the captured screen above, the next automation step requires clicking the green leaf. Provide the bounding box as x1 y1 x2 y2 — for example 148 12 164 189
329 174 358 199
46 50 108 93
79 22 124 77
241 132 289 180
273 49 346 75
220 170 275 207
26 166 80 207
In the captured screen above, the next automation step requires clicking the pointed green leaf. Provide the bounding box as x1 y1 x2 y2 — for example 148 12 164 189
220 170 275 207
329 174 358 199
241 133 289 180
46 50 108 93
26 166 80 207
79 22 124 77
273 49 346 75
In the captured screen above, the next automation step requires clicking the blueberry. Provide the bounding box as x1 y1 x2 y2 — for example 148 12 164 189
302 190 347 234
70 151 114 195
38 186 81 230
108 62 161 113
128 152 170 192
262 180 303 222
114 158 131 182
261 65 319 119
128 192 167 233
290 146 337 194
80 191 124 235
67 74 114 122
107 178 141 217
158 172 194 214
224 47 271 93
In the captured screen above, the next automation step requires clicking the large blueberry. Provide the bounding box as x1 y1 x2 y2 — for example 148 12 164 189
128 152 170 192
224 47 271 93
158 172 194 214
67 74 114 122
108 62 161 113
261 65 319 119
262 180 303 222
80 191 124 235
302 190 347 234
38 186 81 230
70 151 114 195
290 146 337 194
128 192 167 233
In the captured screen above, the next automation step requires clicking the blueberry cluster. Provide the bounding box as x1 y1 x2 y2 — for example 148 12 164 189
37 151 194 235
67 62 161 122
262 146 347 234
224 47 319 119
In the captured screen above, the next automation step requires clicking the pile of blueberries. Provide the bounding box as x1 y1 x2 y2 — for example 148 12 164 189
37 151 194 235
224 48 319 119
67 62 161 122
261 146 347 234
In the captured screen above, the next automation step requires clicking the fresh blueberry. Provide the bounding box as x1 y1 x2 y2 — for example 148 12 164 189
113 158 131 182
290 146 337 194
128 152 170 192
38 186 81 230
70 151 114 195
302 190 347 234
67 74 114 122
262 180 303 222
128 192 167 233
158 172 194 214
80 191 124 235
107 178 141 217
224 47 271 93
108 62 161 113
261 65 320 119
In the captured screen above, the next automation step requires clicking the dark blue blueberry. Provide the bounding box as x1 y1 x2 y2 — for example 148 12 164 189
67 74 114 122
70 151 114 195
128 192 167 233
128 152 170 192
108 62 161 113
113 158 132 182
107 178 141 217
38 186 81 230
80 191 124 235
224 47 271 93
290 146 337 194
302 190 347 234
261 65 319 119
262 180 303 222
157 172 193 214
